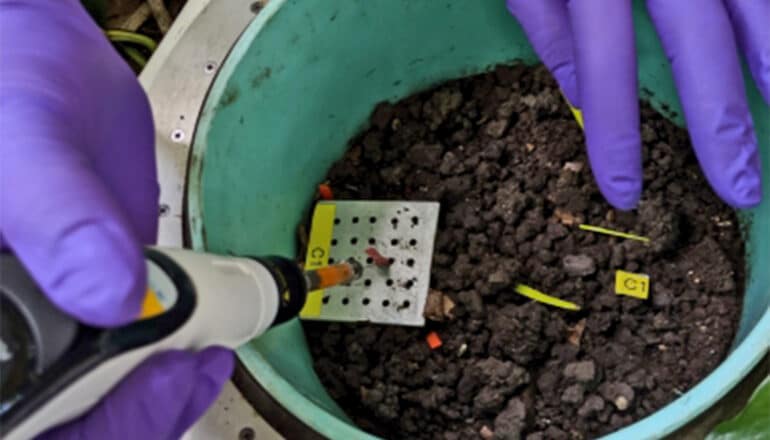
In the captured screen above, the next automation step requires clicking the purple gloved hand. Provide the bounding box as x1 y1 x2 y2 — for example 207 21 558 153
0 1 233 438
507 0 768 210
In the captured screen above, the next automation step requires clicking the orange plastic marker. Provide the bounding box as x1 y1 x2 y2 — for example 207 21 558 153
426 331 443 349
318 184 334 200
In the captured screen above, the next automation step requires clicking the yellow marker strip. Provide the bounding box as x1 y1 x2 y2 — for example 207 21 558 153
300 203 337 318
568 105 584 128
579 224 650 243
139 288 164 319
514 284 581 311
615 270 650 299
562 91 584 129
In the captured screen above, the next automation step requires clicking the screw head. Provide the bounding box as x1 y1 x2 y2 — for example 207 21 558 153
171 129 185 142
249 2 263 14
239 427 255 440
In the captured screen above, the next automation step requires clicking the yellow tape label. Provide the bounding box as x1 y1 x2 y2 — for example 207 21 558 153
615 270 650 299
139 288 164 319
514 284 581 311
560 90 584 129
300 203 336 317
579 224 650 243
569 105 584 129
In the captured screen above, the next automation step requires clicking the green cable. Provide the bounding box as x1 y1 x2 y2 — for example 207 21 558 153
105 29 157 53
119 44 148 69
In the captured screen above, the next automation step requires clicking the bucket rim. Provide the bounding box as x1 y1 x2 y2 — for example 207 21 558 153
187 1 770 438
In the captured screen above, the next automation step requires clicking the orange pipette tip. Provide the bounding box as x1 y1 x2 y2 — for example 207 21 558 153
305 259 363 290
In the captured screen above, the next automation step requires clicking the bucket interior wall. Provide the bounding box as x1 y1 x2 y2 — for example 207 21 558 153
188 0 770 438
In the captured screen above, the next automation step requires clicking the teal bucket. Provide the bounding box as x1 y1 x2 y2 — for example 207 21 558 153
187 0 770 438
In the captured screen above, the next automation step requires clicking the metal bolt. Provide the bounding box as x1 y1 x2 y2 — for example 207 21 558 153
249 1 263 14
239 427 255 440
171 129 185 142
204 61 217 74
159 204 170 217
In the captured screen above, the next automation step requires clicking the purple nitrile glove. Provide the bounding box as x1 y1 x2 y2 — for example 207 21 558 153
0 1 233 438
507 0 768 210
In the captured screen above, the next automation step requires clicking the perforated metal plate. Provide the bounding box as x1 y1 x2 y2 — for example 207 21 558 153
302 201 439 326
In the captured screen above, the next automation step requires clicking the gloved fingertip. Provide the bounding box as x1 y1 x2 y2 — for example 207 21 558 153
557 68 580 109
165 348 234 439
718 164 762 209
587 139 643 211
757 60 770 105
195 347 235 384
602 178 642 211
696 135 763 209
49 222 145 327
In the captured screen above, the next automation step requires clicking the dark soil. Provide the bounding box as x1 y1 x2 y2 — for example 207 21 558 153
303 64 745 440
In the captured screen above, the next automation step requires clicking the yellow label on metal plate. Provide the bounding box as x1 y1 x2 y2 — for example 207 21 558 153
300 203 337 317
615 270 650 299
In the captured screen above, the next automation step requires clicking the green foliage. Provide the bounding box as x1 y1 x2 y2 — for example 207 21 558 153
707 375 770 440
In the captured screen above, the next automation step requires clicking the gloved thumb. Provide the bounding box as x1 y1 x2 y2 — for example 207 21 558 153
39 347 235 440
1 84 146 327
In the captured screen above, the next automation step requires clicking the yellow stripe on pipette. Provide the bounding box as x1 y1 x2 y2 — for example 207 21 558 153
514 284 581 311
139 288 164 319
578 224 650 243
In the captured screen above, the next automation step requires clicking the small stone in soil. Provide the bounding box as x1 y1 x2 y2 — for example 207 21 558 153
457 290 484 317
488 269 511 289
563 360 597 383
578 394 605 417
493 398 526 440
543 426 569 440
561 383 585 404
599 382 635 411
406 142 444 167
474 387 507 413
563 254 596 277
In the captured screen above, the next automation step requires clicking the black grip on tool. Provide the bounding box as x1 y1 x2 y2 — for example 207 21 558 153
0 249 196 433
0 254 79 406
253 256 308 326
